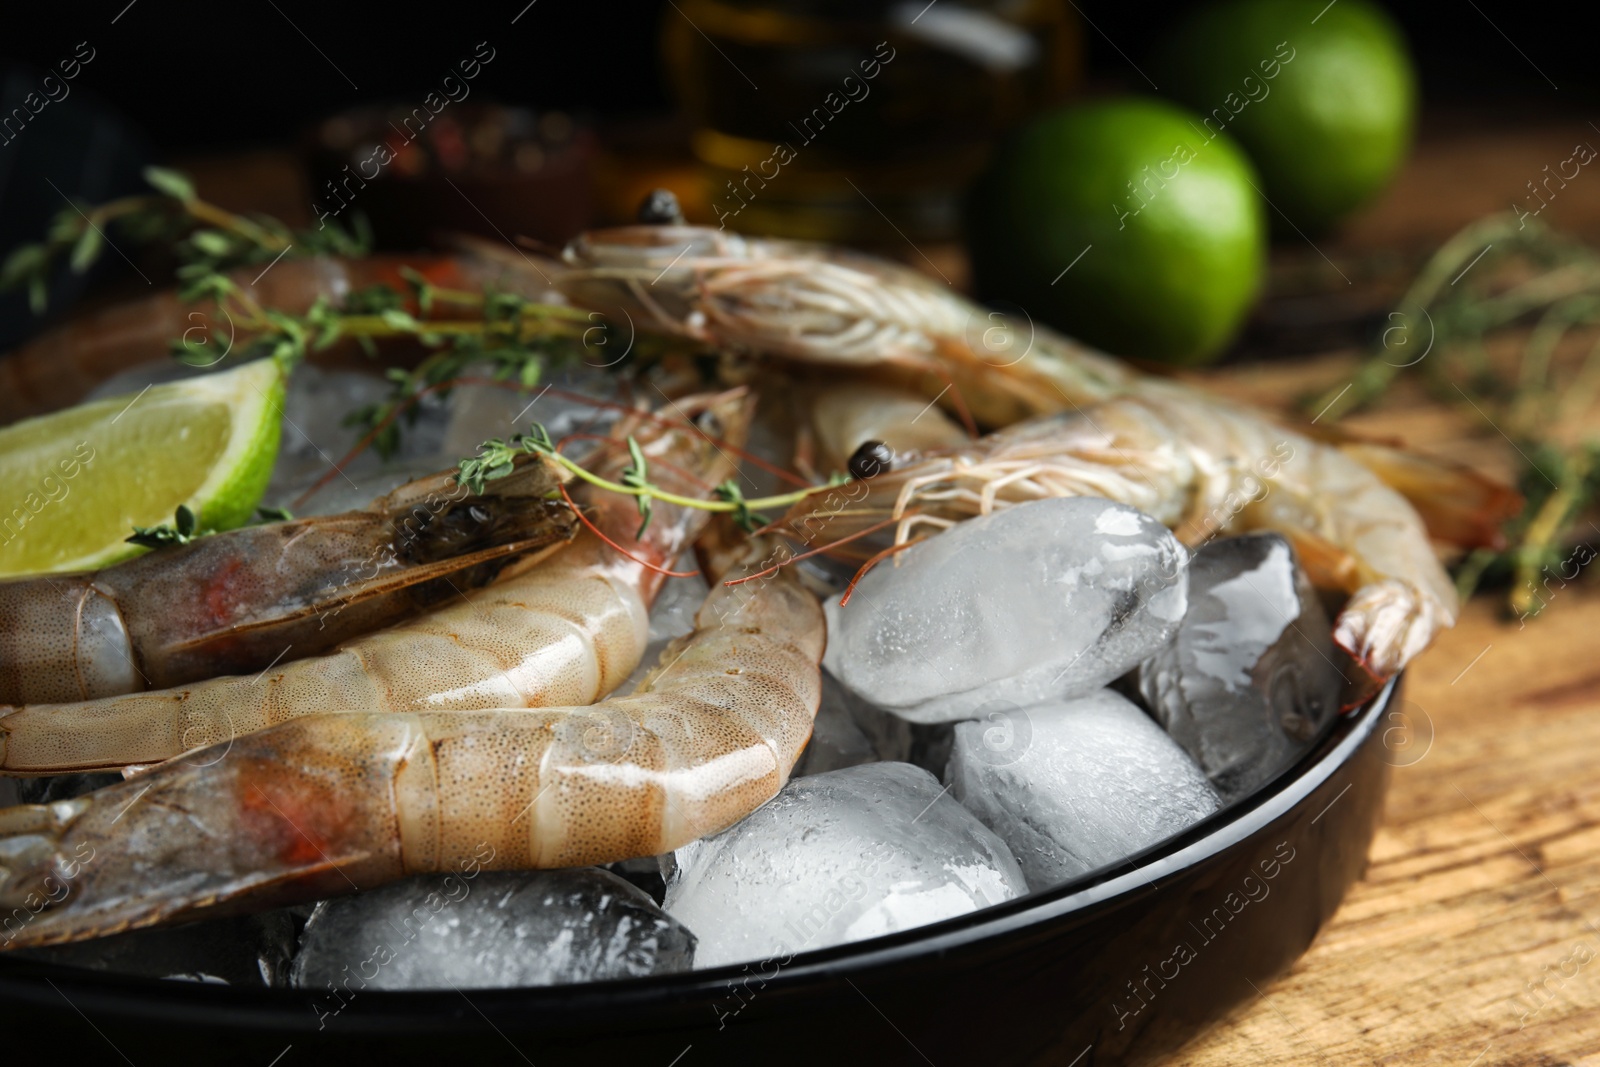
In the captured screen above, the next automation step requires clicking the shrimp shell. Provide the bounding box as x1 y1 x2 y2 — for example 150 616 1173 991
0 392 752 775
786 383 1458 679
0 453 575 705
550 225 1518 550
552 225 1137 428
0 528 822 948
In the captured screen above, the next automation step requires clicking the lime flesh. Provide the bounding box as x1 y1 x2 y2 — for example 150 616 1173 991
0 358 285 576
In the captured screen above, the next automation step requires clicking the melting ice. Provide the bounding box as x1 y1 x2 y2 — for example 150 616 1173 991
947 689 1220 889
1130 532 1342 801
824 498 1188 722
664 762 1026 968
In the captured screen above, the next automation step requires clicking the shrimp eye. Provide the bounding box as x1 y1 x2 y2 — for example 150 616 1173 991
848 440 894 480
695 410 724 437
467 505 490 524
637 189 686 226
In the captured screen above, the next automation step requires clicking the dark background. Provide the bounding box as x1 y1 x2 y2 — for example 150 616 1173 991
0 0 1581 348
0 0 1585 152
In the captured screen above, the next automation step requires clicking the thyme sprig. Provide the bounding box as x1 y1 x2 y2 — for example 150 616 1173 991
155 263 601 458
2 173 666 471
334 283 603 460
1 166 370 312
126 505 212 549
125 504 297 551
458 426 847 534
1307 213 1600 616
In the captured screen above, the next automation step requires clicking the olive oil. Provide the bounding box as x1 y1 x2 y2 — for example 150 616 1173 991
661 0 1079 242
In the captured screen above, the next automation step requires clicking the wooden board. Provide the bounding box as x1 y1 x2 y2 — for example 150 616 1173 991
1174 114 1600 1067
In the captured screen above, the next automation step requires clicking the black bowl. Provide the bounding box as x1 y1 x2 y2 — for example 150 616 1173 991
0 680 1397 1066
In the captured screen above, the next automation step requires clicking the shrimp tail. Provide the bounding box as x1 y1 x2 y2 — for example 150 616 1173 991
0 533 823 949
1331 439 1523 550
1333 578 1449 682
0 717 428 947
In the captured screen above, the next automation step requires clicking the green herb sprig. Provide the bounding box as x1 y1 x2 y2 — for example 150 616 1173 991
126 505 212 549
458 426 848 534
1309 213 1600 616
1 167 370 312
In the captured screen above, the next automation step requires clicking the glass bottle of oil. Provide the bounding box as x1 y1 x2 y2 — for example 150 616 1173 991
661 0 1080 243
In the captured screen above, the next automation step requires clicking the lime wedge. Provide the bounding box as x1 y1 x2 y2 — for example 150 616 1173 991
0 359 285 576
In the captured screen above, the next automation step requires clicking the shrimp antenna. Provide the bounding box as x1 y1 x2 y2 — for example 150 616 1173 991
558 482 700 579
839 538 923 607
932 366 980 438
722 514 908 587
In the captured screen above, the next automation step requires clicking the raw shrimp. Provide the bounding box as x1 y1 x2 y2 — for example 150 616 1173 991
546 225 1527 672
0 453 575 705
786 381 1459 679
549 224 1519 549
802 383 968 474
0 253 551 424
0 525 823 948
0 392 751 775
551 224 1135 429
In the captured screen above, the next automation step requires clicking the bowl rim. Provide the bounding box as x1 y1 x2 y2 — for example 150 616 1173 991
657 675 1394 987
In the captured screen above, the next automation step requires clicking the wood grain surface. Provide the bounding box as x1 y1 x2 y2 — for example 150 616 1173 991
22 109 1600 1065
1175 111 1600 1067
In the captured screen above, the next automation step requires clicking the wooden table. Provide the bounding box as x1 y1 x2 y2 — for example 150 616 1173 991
131 111 1600 1065
1175 112 1600 1067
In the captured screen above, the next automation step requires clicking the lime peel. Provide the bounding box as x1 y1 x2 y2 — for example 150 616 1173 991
0 359 285 576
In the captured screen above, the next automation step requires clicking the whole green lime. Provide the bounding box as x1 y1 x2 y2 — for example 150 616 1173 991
1153 0 1416 232
965 98 1266 365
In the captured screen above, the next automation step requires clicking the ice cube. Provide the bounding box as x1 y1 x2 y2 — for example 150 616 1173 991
646 568 709 646
290 868 694 990
665 762 1027 969
824 498 1188 723
263 365 451 517
1130 532 1343 802
606 855 673 904
15 911 298 986
791 669 879 777
439 367 627 462
788 668 958 779
948 689 1220 889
